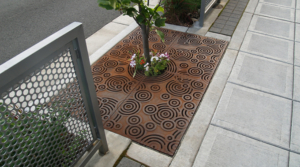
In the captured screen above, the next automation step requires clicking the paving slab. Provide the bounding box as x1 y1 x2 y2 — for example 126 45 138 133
255 3 295 21
169 49 238 167
228 12 253 50
228 52 293 99
86 22 129 56
245 0 259 13
240 32 294 64
205 32 231 41
126 143 172 167
260 0 295 8
248 15 294 40
294 66 300 101
162 23 188 32
296 23 300 42
291 102 300 153
295 42 300 67
116 157 142 167
289 152 300 166
192 126 289 167
212 83 292 148
85 131 131 167
297 10 300 23
112 15 135 25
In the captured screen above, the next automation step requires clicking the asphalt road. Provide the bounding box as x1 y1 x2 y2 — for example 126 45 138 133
0 0 121 65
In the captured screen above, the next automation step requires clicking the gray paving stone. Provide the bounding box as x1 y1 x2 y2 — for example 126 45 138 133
215 19 227 24
230 13 242 18
212 83 292 148
248 15 294 40
228 17 240 22
232 10 243 15
116 157 141 167
221 12 232 17
297 0 300 9
228 12 253 50
294 66 300 101
291 101 300 152
255 3 295 21
295 42 300 66
209 27 222 33
192 126 289 167
228 52 293 98
213 23 225 28
226 21 238 26
226 6 235 10
218 16 229 21
223 8 233 13
223 25 236 31
220 29 234 35
289 152 300 167
297 10 300 23
205 32 232 41
260 0 295 8
296 24 300 42
240 32 294 64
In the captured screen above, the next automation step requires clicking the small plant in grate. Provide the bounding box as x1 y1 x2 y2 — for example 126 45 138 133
129 50 170 77
0 100 88 166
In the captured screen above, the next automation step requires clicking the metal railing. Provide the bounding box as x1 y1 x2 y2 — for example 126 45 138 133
198 0 220 26
0 22 108 167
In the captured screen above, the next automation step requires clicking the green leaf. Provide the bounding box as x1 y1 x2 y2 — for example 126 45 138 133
155 6 164 12
155 17 166 27
121 0 131 4
155 29 165 42
126 7 138 17
98 0 114 9
131 0 140 3
136 15 145 23
110 0 117 8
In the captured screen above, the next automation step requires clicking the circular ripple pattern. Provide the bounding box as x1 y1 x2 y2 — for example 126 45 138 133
196 55 207 60
184 102 195 110
127 115 142 125
191 80 204 90
201 73 211 81
115 67 124 73
197 61 214 69
144 105 158 115
132 40 141 45
119 99 140 115
93 76 103 83
161 93 171 100
105 121 115 129
166 80 192 97
179 63 189 68
92 65 107 75
175 118 188 129
110 50 120 57
123 39 131 43
150 85 160 92
152 43 166 51
125 125 145 139
190 59 198 63
171 49 193 61
145 122 157 131
115 123 122 130
104 60 118 68
105 75 129 92
196 46 214 55
166 135 174 142
97 85 106 91
168 99 181 107
202 38 216 45
161 120 175 131
149 37 158 42
182 94 192 101
103 73 111 78
188 67 204 76
193 92 202 99
135 90 152 102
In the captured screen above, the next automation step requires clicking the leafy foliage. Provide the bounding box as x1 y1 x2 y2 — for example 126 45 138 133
130 51 170 77
163 0 200 26
0 100 88 166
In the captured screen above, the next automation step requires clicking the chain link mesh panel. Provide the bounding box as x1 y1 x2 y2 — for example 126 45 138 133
0 44 95 167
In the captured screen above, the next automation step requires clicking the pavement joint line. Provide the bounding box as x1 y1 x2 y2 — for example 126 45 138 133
247 29 295 42
227 81 293 101
253 13 296 23
210 124 300 155
239 50 294 65
258 1 296 9
112 21 131 26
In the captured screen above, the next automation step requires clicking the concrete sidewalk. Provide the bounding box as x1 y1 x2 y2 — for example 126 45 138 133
82 0 300 165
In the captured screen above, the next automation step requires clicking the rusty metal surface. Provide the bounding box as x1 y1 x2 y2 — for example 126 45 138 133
91 28 228 156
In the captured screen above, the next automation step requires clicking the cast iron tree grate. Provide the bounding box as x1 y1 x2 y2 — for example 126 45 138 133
91 27 228 156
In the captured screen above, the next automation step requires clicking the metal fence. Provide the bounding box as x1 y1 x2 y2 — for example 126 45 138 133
198 0 220 26
0 22 108 167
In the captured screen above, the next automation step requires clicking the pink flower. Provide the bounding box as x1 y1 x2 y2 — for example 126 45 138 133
131 54 136 60
130 60 136 67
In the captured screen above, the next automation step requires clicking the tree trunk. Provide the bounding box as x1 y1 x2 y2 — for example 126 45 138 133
140 24 150 64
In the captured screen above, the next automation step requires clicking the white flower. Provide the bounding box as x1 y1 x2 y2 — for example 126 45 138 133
131 54 136 60
151 56 159 62
149 52 153 56
130 60 136 67
159 54 165 58
144 62 149 67
145 66 149 71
